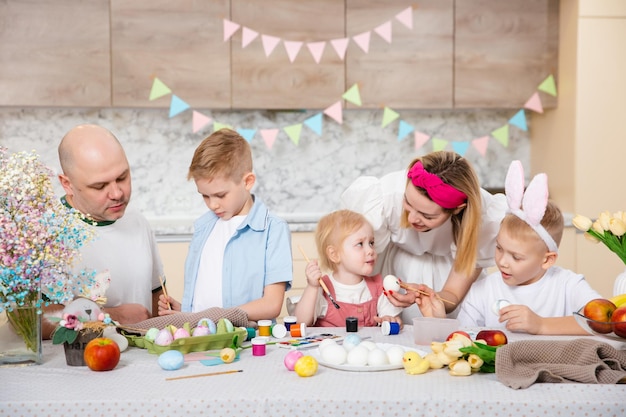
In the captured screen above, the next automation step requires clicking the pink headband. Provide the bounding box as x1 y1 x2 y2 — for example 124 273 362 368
407 161 467 209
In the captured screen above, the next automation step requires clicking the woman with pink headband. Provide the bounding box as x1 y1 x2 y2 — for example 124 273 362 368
340 151 507 322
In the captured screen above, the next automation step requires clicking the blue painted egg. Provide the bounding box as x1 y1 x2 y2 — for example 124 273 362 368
158 350 185 371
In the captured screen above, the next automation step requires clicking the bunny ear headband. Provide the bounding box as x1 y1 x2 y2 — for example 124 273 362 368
505 160 558 253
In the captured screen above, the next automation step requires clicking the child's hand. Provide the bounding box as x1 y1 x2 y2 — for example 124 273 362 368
414 284 445 318
304 260 323 287
498 304 542 334
157 293 181 315
374 315 403 329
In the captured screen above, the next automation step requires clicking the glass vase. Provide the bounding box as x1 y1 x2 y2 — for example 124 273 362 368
0 305 43 366
614 267 626 296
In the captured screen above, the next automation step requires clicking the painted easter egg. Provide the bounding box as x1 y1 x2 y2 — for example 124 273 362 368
158 350 184 371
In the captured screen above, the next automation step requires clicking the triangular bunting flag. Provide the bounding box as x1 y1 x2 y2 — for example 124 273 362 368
524 92 544 114
538 74 557 96
149 77 171 101
237 128 256 143
323 101 343 124
395 7 414 30
262 35 280 56
432 138 448 152
382 107 399 128
472 136 490 156
192 111 211 133
491 125 509 147
342 84 362 106
509 109 528 131
414 131 430 150
241 27 259 48
223 19 240 41
452 141 470 156
304 113 323 136
213 122 232 132
260 129 279 149
169 95 190 118
284 41 303 63
284 124 303 146
306 41 326 64
397 120 414 141
330 38 349 60
352 31 371 53
374 21 392 43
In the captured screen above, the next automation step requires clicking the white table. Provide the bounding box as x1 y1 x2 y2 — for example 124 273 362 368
1 326 625 417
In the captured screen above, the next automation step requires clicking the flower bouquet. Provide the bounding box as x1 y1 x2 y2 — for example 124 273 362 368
573 211 626 264
0 148 95 365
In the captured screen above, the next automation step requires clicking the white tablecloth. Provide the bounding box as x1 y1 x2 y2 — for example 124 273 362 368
1 326 625 417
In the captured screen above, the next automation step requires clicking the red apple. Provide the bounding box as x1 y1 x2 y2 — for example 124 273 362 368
475 329 508 346
583 298 617 334
446 330 471 342
84 337 121 371
611 306 626 338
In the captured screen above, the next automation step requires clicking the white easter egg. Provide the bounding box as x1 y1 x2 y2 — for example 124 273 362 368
491 299 511 316
385 345 406 366
367 348 389 366
359 340 377 351
318 338 338 351
108 333 129 352
321 344 347 366
383 275 401 292
342 334 361 351
347 345 369 366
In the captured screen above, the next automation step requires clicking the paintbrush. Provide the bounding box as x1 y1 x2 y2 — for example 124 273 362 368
158 275 172 310
395 280 456 306
297 245 341 309
166 369 243 381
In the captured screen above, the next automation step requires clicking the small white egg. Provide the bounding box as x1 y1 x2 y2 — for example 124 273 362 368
359 340 377 351
318 338 338 351
321 343 347 366
385 345 406 366
347 345 369 366
492 299 512 316
343 334 362 351
108 333 129 352
367 348 389 366
383 275 401 292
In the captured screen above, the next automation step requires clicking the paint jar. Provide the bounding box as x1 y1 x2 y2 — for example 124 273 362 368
346 317 358 332
381 321 400 336
283 316 297 331
251 337 267 356
240 327 256 341
289 323 307 338
258 320 272 337
271 323 287 338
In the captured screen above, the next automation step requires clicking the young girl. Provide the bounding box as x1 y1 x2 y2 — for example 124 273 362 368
341 151 508 321
293 210 403 327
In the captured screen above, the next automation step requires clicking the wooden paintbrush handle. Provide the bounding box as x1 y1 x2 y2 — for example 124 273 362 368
397 281 456 305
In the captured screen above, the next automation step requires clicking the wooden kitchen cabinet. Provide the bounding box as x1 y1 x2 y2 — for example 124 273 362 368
230 0 345 109
346 0 454 109
0 0 110 107
454 0 559 108
110 0 231 108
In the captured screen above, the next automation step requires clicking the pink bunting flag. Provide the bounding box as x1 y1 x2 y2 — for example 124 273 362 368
324 101 343 124
223 19 240 41
395 7 414 30
262 35 281 57
352 31 371 53
284 41 303 63
523 92 544 114
306 41 326 64
330 38 349 60
374 21 392 43
242 27 259 48
260 129 279 150
472 136 490 156
414 131 430 150
192 111 212 133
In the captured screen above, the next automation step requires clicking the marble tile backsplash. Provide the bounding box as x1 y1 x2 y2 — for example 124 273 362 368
1 107 528 234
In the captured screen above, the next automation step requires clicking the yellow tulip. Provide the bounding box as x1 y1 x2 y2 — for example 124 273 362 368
467 353 484 369
592 220 605 235
448 359 472 376
583 232 600 243
572 214 592 232
598 211 612 231
609 218 626 237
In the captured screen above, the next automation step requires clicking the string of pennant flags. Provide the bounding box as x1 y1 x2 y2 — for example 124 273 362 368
148 73 557 156
223 6 415 63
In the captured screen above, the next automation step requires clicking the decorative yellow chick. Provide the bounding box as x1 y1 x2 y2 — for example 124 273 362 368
402 351 430 375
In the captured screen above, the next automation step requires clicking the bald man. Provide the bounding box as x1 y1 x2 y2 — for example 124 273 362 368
45 124 164 337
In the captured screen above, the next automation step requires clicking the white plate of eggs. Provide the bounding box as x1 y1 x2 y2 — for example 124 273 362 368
314 334 427 372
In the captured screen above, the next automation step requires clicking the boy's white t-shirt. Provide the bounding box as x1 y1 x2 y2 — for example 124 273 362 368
192 215 245 312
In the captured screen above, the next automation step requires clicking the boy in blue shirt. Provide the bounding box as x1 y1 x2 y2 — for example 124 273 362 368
158 129 292 321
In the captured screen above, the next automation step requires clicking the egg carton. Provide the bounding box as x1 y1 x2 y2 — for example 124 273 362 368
123 328 246 354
